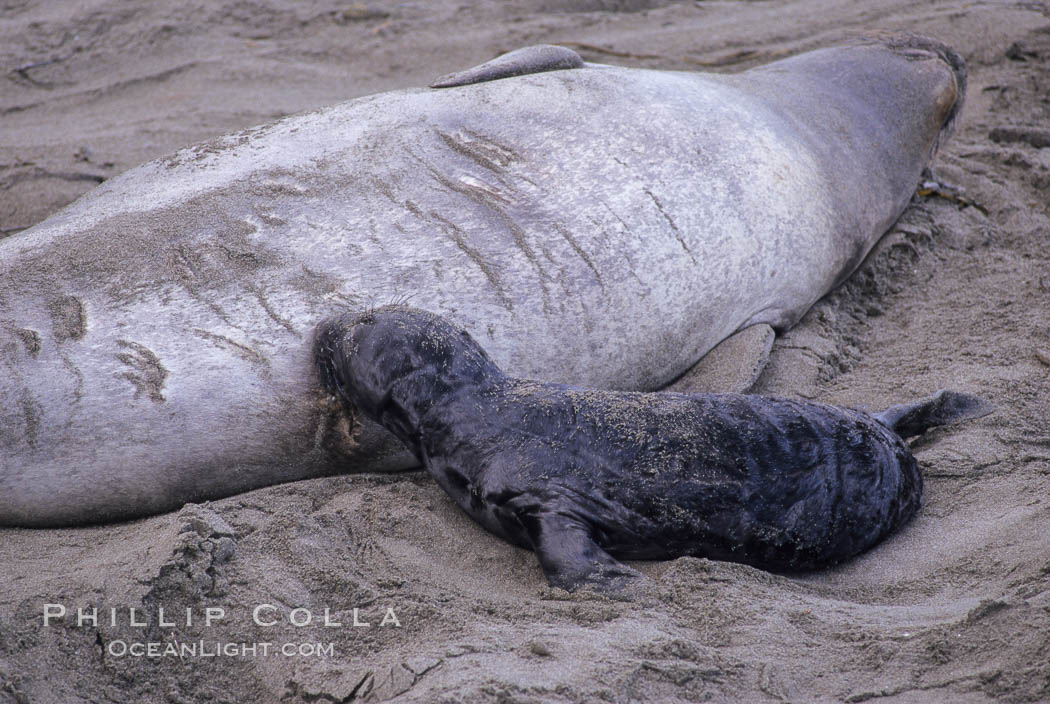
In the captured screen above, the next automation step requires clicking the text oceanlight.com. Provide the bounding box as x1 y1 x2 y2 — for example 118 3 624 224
106 639 336 658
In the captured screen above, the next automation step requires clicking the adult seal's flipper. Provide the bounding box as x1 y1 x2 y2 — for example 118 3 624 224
430 45 586 88
875 390 994 440
664 324 775 394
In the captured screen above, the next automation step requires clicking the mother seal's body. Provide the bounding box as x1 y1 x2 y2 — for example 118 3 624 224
1 34 964 526
317 307 992 591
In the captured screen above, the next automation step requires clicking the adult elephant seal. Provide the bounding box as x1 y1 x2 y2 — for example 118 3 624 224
0 33 965 527
316 307 992 591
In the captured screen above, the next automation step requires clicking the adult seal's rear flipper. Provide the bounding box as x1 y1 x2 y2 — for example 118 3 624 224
430 45 586 88
875 390 993 440
664 324 775 394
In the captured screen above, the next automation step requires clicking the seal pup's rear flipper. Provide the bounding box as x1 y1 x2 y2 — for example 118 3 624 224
874 390 993 440
430 45 585 88
664 324 775 394
520 509 642 593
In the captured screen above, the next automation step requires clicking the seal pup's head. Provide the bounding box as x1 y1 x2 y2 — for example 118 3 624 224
315 305 503 446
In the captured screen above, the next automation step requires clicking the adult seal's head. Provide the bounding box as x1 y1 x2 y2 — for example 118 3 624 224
855 31 967 151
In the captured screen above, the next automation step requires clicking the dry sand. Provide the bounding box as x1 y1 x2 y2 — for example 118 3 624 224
2 1 1049 702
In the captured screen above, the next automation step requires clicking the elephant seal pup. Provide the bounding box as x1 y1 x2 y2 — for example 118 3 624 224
316 307 992 592
1 34 965 526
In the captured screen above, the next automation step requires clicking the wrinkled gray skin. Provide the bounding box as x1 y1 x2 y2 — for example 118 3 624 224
0 34 964 526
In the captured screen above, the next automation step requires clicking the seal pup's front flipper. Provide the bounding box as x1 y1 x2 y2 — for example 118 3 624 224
663 324 775 394
518 508 642 593
875 390 993 440
430 45 586 88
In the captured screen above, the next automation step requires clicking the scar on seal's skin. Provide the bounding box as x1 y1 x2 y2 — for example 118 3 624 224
49 296 86 342
20 391 41 448
115 340 168 403
16 328 41 357
190 328 266 366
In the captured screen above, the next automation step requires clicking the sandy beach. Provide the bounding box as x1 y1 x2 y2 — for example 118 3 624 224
2 1 1049 701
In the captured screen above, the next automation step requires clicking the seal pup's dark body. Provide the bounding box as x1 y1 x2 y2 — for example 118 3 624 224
316 307 991 591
